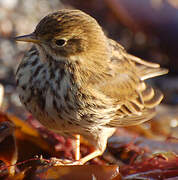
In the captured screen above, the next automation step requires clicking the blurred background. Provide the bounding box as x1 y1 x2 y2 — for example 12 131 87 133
0 0 177 134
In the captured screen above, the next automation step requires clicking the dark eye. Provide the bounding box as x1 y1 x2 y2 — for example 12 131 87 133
55 39 66 46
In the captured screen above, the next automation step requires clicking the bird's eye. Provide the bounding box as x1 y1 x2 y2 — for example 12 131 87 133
55 39 66 46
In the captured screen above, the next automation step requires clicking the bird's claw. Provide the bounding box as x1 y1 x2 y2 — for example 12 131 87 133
49 157 84 166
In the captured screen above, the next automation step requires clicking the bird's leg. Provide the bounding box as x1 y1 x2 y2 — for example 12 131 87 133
76 149 102 165
49 134 81 166
50 147 102 166
74 134 80 161
68 134 103 164
50 133 105 166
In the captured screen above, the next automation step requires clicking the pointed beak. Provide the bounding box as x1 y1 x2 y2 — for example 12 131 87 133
14 33 40 43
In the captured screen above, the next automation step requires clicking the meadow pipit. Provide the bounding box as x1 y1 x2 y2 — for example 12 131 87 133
15 9 168 165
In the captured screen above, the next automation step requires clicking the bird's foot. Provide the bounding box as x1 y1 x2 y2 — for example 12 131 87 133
49 157 84 166
48 149 102 166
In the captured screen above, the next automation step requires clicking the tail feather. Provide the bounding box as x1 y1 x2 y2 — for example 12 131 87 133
141 85 154 101
126 53 168 80
138 66 168 80
143 89 163 108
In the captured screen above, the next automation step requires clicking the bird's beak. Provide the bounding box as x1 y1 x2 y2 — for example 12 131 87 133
14 33 40 43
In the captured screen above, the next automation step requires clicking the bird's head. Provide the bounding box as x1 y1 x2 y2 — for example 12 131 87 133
15 9 110 62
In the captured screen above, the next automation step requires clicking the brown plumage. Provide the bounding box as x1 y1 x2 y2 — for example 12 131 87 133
15 9 168 164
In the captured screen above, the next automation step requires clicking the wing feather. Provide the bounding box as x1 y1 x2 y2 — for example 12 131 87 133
108 108 156 127
98 39 168 127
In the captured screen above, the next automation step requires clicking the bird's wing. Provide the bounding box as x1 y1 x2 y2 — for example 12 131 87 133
97 39 168 127
108 39 168 81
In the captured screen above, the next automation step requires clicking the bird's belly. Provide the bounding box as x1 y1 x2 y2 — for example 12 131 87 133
17 86 86 135
17 75 116 139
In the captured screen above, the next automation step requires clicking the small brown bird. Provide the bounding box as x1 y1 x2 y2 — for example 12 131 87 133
15 9 168 165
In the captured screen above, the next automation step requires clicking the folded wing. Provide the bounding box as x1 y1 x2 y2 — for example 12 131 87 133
99 39 168 126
